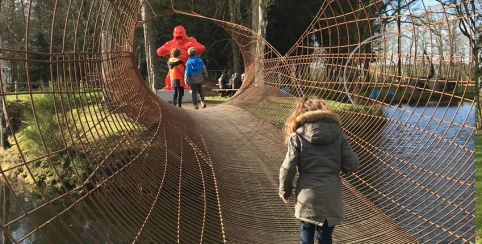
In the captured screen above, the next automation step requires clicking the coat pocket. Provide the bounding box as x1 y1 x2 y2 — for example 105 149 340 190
295 188 317 218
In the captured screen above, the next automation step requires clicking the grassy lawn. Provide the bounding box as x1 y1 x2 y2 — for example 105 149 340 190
2 93 141 194
204 96 230 105
360 85 474 104
477 130 482 243
244 96 382 129
6 94 33 102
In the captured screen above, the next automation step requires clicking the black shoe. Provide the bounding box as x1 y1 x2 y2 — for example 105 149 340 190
194 104 199 109
202 103 207 109
2 140 12 149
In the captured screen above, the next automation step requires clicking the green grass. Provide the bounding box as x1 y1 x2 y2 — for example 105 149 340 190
245 96 297 128
477 130 482 243
204 96 230 106
6 91 101 102
244 96 378 129
2 93 140 194
204 96 230 101
359 85 474 104
5 94 33 102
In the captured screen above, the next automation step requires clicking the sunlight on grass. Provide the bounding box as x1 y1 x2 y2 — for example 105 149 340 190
6 92 102 103
245 96 376 128
6 94 32 102
204 96 230 102
2 93 141 193
204 96 230 106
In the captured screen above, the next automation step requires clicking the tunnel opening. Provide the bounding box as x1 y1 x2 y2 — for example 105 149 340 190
133 12 246 102
0 0 478 243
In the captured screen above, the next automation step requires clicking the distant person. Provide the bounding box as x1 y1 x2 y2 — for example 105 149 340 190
279 96 359 244
218 74 230 97
228 74 236 88
185 47 208 109
218 74 230 89
230 73 242 89
167 48 185 107
241 73 245 83
226 73 241 97
232 73 243 89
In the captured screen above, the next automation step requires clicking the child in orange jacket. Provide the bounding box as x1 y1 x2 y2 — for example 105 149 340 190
167 48 185 107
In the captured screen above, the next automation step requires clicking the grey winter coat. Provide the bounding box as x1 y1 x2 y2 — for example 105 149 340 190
279 110 359 227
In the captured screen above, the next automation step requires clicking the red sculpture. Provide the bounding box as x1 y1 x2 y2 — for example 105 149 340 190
156 26 206 90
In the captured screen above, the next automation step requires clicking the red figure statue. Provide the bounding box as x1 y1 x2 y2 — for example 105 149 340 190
156 26 206 90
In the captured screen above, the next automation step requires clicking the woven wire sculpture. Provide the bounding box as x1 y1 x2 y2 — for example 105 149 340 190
0 0 479 243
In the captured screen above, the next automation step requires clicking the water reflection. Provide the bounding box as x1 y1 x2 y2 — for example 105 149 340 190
363 101 475 243
0 188 123 243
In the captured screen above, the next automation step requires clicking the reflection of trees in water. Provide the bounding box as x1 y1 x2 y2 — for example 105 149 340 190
2 183 11 244
0 185 127 243
347 102 474 242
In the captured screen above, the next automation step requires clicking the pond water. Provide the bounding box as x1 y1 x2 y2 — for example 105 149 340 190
0 187 127 243
364 101 475 243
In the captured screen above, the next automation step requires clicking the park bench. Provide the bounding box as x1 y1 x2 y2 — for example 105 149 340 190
212 88 239 97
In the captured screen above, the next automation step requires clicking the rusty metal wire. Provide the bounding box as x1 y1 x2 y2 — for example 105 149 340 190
0 0 478 243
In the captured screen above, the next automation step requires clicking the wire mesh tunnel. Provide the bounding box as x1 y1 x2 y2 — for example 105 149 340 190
0 0 479 243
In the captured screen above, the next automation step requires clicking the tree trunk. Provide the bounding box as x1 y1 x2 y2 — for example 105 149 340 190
101 0 114 110
1 64 10 150
251 0 269 38
396 0 402 82
251 0 268 87
475 32 481 129
0 0 11 229
0 0 11 149
251 0 259 36
229 0 241 74
257 0 268 39
448 22 454 77
141 2 161 91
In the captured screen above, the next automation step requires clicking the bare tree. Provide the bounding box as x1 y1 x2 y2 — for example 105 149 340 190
432 0 480 127
229 0 242 74
251 0 269 39
380 0 419 80
0 4 12 244
474 9 481 128
0 63 10 150
250 0 271 86
141 1 162 91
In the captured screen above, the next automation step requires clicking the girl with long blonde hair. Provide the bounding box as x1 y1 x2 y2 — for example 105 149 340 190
279 96 359 244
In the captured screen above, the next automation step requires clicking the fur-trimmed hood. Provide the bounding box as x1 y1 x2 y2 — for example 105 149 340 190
295 110 342 144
